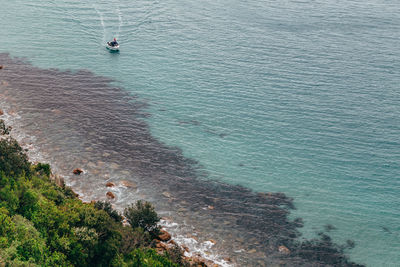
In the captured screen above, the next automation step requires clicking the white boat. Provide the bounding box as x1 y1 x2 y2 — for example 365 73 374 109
106 42 120 51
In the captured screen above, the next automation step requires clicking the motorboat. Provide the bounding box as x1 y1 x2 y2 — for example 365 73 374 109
106 41 120 51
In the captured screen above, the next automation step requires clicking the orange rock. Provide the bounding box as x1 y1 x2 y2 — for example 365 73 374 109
278 245 290 254
106 182 115 187
223 257 231 262
73 168 83 175
0 109 3 116
158 229 171 241
207 205 214 210
106 191 115 199
182 245 190 252
209 239 216 244
156 242 165 249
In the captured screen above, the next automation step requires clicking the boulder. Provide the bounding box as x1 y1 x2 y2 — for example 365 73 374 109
162 191 171 198
73 168 83 175
278 245 290 254
182 245 190 253
50 174 65 187
155 242 167 250
106 191 115 199
158 230 171 242
186 256 207 267
106 182 115 187
120 180 137 189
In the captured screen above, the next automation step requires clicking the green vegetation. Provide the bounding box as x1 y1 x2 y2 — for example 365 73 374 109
124 200 160 235
0 120 179 266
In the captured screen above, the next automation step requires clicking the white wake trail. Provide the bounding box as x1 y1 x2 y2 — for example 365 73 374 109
94 5 106 43
116 6 123 39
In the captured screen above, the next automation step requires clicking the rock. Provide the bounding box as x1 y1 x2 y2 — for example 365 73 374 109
207 205 214 210
0 65 3 69
158 230 171 242
187 256 207 266
178 207 187 212
87 162 97 168
50 174 65 187
120 180 137 189
156 242 167 250
106 182 115 187
278 245 290 254
223 257 231 262
248 249 257 254
182 245 189 252
106 191 115 199
162 191 171 198
73 168 83 175
0 109 3 116
188 234 198 241
209 239 216 244
51 109 62 115
110 163 119 169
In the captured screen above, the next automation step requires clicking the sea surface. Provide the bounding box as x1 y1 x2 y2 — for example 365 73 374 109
1 0 399 266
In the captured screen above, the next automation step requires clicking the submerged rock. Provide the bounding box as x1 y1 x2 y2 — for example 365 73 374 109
120 180 137 189
73 168 83 175
106 182 115 187
106 191 115 199
162 191 171 198
278 245 290 254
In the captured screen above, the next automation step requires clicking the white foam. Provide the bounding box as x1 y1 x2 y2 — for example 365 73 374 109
159 219 233 267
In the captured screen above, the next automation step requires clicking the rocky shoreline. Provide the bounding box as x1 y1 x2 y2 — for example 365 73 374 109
64 169 225 267
0 111 224 266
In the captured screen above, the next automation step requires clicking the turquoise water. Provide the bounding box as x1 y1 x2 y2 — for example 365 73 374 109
1 0 400 265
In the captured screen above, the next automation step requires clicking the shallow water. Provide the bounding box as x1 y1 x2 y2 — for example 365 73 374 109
1 0 400 266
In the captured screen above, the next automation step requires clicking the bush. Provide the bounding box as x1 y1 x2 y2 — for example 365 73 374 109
124 200 160 234
0 137 31 177
0 119 11 135
94 201 123 222
123 248 178 267
34 163 51 177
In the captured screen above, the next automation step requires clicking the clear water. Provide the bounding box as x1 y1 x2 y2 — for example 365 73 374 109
1 0 400 265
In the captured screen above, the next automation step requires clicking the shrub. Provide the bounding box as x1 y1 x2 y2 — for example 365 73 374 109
123 248 178 267
124 200 160 234
34 163 51 177
119 227 151 255
0 119 11 135
0 137 31 177
94 201 123 222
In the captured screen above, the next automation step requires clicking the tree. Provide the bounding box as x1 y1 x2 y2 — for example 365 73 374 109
123 201 160 234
